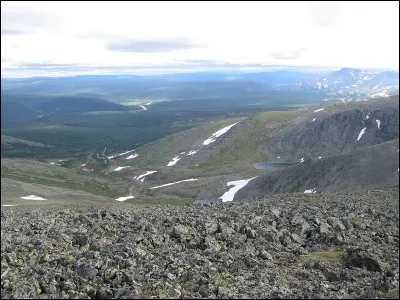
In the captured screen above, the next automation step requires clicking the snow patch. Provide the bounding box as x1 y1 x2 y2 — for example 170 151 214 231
21 195 47 201
304 188 316 194
371 91 389 98
299 157 304 163
167 156 181 166
180 152 186 155
218 177 256 202
139 105 147 111
150 178 198 189
2 204 18 207
318 156 322 159
376 119 381 129
136 171 157 182
365 113 370 120
107 149 135 159
113 166 129 171
312 118 316 122
80 164 86 167
115 195 135 202
203 122 240 145
372 82 382 90
357 127 367 141
314 108 324 113
187 150 198 156
126 153 139 160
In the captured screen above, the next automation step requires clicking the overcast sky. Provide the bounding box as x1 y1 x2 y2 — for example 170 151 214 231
1 1 399 77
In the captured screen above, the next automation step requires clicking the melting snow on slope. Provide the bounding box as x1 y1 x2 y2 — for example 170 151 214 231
203 122 240 145
20 195 47 201
2 204 18 207
312 118 316 122
371 91 389 98
365 113 370 120
150 178 198 189
113 166 129 171
136 171 157 182
139 105 147 111
304 188 316 194
187 150 198 156
372 82 382 90
167 156 181 166
314 108 324 113
299 157 304 163
218 177 257 202
126 153 139 160
376 120 381 129
357 127 367 141
319 157 322 159
115 195 135 202
107 149 136 159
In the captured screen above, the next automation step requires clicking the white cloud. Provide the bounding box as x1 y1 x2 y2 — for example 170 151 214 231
1 1 398 77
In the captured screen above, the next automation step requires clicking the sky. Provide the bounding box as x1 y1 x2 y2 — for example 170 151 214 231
1 1 399 77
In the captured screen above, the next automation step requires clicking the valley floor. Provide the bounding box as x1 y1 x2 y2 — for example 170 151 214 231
1 188 399 299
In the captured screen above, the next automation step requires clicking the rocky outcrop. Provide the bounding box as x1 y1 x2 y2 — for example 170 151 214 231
1 188 399 299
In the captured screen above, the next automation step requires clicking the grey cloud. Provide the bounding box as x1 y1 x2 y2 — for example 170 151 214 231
3 61 266 77
1 56 11 62
1 9 58 35
307 2 342 27
270 48 307 60
105 38 203 52
78 31 118 40
1 28 30 35
21 63 84 68
178 60 263 68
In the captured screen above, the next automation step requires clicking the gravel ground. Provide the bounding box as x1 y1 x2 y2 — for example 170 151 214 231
1 188 399 299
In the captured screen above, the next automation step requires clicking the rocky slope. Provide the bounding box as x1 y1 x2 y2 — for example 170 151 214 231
1 188 399 299
258 96 399 162
236 138 399 198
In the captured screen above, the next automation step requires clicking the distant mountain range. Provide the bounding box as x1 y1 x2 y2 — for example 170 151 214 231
2 68 398 103
295 68 399 100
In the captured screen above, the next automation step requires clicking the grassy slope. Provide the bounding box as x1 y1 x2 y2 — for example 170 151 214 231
1 159 130 198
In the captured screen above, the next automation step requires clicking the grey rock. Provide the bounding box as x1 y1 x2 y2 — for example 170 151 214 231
205 221 218 234
345 248 390 273
259 250 274 261
327 217 346 232
270 208 282 218
246 228 257 239
291 233 303 244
